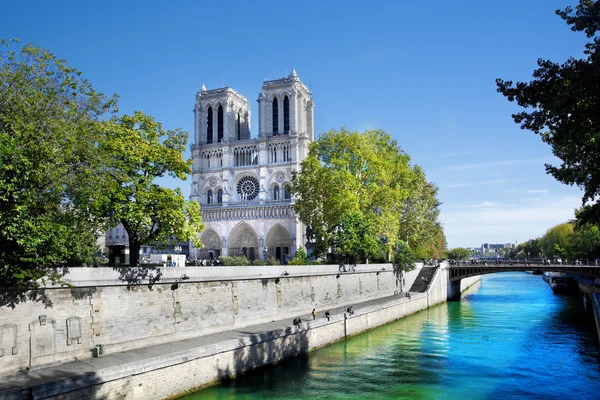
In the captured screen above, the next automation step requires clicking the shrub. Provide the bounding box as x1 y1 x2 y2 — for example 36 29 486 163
288 247 308 265
219 255 249 266
264 255 280 265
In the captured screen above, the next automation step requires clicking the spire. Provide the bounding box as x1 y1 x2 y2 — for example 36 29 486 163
289 68 298 79
201 83 207 93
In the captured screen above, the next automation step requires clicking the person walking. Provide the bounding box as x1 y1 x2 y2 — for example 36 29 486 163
325 311 331 321
311 308 317 320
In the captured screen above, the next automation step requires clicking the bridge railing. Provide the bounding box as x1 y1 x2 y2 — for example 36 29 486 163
448 259 600 267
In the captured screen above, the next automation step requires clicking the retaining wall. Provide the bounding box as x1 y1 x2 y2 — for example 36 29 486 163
0 262 482 400
0 264 408 376
593 293 600 345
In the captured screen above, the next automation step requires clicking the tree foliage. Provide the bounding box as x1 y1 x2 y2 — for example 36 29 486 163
99 111 204 266
540 222 574 258
566 223 600 259
511 238 542 258
496 0 600 224
293 128 445 263
445 248 471 260
0 40 117 290
394 240 417 271
0 40 203 294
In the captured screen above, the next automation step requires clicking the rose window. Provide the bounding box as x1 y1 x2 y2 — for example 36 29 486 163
237 176 259 201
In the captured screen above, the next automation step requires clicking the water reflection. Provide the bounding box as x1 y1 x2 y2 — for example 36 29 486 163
186 272 600 400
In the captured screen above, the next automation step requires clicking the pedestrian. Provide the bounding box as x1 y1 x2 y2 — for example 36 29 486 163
311 308 316 320
325 311 330 321
347 306 354 316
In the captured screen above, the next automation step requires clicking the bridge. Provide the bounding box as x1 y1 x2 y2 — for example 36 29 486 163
448 262 600 282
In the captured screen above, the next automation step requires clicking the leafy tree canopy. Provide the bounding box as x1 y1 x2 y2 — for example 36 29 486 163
566 223 600 260
446 248 471 260
394 240 417 271
496 0 600 224
293 128 445 263
540 222 574 258
99 111 204 266
0 40 117 292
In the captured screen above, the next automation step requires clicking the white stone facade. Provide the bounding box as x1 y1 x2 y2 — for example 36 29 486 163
190 70 314 261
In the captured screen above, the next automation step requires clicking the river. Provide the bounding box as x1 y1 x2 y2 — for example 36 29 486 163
183 272 600 399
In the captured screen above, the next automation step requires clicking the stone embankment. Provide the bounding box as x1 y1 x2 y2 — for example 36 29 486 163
0 263 480 400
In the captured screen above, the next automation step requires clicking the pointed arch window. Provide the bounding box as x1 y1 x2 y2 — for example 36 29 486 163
272 97 278 134
284 185 291 200
273 184 279 200
217 105 224 142
237 112 241 140
207 107 213 143
217 189 223 204
284 95 290 133
207 189 213 204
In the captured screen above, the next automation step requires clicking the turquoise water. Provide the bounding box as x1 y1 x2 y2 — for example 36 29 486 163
184 273 600 400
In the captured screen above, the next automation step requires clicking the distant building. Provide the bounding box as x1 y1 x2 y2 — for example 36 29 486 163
467 243 514 256
104 223 189 265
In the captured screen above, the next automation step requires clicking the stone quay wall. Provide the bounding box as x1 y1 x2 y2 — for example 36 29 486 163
593 293 600 345
0 263 422 377
0 262 481 400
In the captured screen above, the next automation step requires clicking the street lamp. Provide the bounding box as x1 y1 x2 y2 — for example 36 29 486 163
171 274 190 290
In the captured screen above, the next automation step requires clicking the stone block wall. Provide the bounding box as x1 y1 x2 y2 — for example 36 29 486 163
0 264 403 376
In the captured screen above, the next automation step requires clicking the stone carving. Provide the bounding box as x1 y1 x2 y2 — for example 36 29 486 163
266 224 292 248
276 173 285 183
209 178 217 187
66 317 83 346
0 324 17 357
229 223 259 248
201 229 222 250
268 168 273 174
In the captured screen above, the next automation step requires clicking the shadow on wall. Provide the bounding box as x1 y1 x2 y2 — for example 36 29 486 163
112 265 161 291
0 287 53 309
215 325 311 388
0 266 72 309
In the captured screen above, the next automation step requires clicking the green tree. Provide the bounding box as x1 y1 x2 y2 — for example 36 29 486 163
521 238 542 258
394 240 417 271
567 223 600 260
99 111 204 266
292 128 417 262
398 166 445 259
0 40 117 291
288 246 308 265
496 0 600 224
540 222 574 258
411 221 447 260
446 248 471 260
332 211 381 263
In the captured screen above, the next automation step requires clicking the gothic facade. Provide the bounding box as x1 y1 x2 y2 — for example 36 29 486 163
190 70 314 261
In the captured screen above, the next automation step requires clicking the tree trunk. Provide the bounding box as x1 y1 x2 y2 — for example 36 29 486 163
129 239 141 267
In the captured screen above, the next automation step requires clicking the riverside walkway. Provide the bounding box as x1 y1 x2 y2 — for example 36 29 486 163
0 292 423 400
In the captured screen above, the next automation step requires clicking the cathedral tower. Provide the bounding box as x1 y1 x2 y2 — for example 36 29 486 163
190 71 314 262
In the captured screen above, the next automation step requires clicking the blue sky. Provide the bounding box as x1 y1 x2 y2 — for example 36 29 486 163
1 0 588 248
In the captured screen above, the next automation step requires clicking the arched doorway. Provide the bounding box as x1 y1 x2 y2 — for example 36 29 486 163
228 222 259 260
199 228 221 260
266 224 292 262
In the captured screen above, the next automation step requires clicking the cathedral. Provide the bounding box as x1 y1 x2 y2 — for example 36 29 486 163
189 70 314 262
